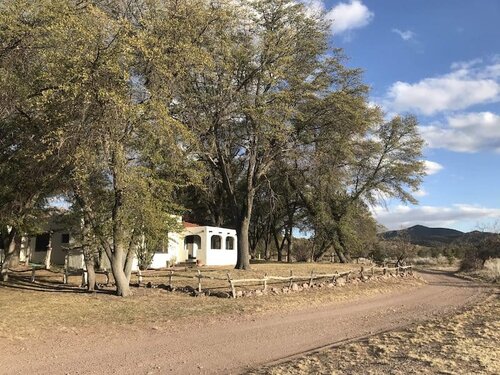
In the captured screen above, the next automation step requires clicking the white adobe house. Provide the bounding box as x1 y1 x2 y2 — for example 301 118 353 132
137 222 237 270
19 219 237 270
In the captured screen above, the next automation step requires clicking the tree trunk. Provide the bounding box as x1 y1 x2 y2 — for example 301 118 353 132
264 239 270 261
272 229 286 262
235 215 251 270
285 202 296 263
336 228 352 263
109 142 132 296
108 236 132 296
124 245 135 283
81 214 97 291
86 260 97 292
234 187 256 270
24 237 31 266
312 240 330 262
1 227 17 282
334 247 349 263
286 235 293 263
44 232 53 270
111 249 131 296
10 234 22 268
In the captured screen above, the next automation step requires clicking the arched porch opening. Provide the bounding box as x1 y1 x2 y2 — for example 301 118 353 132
184 235 201 260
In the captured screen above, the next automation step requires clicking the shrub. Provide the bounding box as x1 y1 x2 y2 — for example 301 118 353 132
293 239 312 262
460 235 500 271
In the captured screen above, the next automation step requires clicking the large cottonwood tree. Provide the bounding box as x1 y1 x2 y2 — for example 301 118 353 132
0 0 209 294
296 115 425 262
173 0 345 269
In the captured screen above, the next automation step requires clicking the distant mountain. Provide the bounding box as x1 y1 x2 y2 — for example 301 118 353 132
381 225 465 247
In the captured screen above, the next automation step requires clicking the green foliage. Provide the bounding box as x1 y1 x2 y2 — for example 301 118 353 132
377 230 418 263
172 0 343 268
1 0 427 284
460 234 500 271
291 238 314 262
0 0 211 292
294 113 425 262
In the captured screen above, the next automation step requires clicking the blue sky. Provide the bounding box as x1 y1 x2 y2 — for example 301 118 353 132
307 0 500 231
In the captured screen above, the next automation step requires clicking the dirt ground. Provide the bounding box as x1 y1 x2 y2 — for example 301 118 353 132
0 263 415 339
250 291 499 375
0 269 489 375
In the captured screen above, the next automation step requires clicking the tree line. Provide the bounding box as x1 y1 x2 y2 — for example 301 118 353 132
0 0 424 296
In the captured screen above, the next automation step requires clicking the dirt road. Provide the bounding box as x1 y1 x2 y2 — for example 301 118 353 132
0 270 486 375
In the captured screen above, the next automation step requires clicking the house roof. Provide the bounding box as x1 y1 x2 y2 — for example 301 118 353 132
182 221 200 228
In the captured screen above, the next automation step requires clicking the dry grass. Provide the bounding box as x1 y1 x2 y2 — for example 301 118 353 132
0 263 422 340
458 258 500 283
250 293 500 375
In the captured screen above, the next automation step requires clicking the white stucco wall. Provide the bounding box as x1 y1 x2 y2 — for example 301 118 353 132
182 226 237 266
18 220 238 270
204 227 237 266
206 248 237 266
30 231 69 265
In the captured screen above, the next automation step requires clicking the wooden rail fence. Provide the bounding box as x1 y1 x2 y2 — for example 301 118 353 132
27 264 413 297
134 265 413 298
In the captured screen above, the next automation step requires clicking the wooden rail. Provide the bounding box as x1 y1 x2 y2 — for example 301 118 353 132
27 264 413 297
132 265 413 298
222 266 413 298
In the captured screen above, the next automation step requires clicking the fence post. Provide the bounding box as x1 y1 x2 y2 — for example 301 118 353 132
346 271 351 282
104 269 110 286
63 254 68 284
288 270 293 289
31 267 36 283
371 267 375 277
263 273 268 292
227 273 236 298
197 270 202 293
168 270 173 289
360 266 364 279
332 271 338 284
309 270 314 287
81 269 88 288
383 267 387 276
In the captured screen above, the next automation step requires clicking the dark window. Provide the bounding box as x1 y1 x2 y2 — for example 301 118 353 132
226 237 234 250
35 233 50 251
211 235 221 250
61 233 70 243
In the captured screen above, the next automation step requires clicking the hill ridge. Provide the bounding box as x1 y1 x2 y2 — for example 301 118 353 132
380 224 488 247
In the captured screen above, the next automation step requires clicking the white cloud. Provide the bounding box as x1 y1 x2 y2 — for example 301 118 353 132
387 79 499 116
424 160 444 175
450 58 483 71
420 111 500 153
324 0 374 35
384 59 500 115
392 28 415 41
413 188 428 197
373 204 500 230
